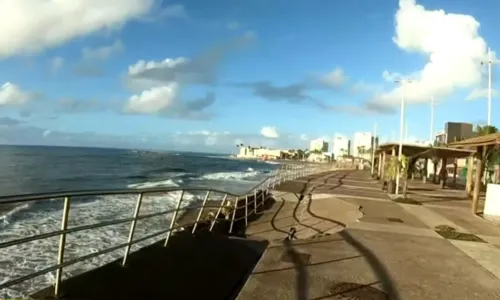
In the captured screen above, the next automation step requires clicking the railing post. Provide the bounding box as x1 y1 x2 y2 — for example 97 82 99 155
210 194 227 231
54 196 71 297
253 189 258 214
192 191 211 234
244 195 249 226
122 193 144 266
229 197 238 234
164 190 184 247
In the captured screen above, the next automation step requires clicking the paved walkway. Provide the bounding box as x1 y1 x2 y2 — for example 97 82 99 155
237 170 500 300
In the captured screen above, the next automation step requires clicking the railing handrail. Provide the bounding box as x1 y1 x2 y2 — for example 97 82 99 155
0 187 240 205
0 162 344 298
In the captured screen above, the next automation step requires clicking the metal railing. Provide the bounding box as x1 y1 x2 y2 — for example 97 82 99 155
0 162 339 297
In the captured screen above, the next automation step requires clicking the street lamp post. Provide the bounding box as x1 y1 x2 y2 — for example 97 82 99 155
371 123 377 176
395 79 412 195
430 95 435 143
481 47 499 127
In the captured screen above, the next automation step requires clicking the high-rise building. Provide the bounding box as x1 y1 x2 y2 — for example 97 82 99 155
333 134 349 158
434 122 474 145
445 122 473 143
352 132 373 157
435 131 446 145
310 138 329 152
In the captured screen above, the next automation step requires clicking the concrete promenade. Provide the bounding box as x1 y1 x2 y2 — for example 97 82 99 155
30 169 500 300
237 169 500 300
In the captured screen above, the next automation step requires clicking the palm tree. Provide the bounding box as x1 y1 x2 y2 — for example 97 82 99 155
476 125 498 135
358 146 366 155
475 125 499 184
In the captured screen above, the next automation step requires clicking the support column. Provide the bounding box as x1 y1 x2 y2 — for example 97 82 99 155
472 146 483 214
381 152 386 180
466 155 474 197
410 159 416 180
423 158 428 184
378 153 382 177
452 160 458 187
440 157 446 189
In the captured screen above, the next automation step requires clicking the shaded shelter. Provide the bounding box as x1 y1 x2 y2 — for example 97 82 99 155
448 132 500 214
412 147 474 189
374 143 431 181
374 143 474 196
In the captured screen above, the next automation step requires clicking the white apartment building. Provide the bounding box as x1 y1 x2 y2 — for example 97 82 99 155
310 138 329 152
333 134 349 159
352 132 373 157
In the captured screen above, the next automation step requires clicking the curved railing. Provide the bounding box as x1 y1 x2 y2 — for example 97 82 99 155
0 163 337 298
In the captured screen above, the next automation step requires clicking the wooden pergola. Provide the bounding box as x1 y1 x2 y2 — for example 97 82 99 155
374 143 473 187
448 132 500 214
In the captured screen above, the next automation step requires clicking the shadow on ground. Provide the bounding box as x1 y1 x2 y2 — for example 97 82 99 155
32 232 268 300
250 170 400 300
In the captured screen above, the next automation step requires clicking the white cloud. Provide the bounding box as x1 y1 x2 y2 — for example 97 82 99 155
50 57 64 73
82 40 124 61
465 88 498 101
320 67 347 88
188 130 230 136
372 0 490 107
0 82 31 106
300 134 308 141
128 57 188 76
127 57 188 89
0 0 157 58
125 83 178 114
260 126 279 139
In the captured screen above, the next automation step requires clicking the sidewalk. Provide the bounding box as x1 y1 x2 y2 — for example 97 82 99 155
237 170 500 300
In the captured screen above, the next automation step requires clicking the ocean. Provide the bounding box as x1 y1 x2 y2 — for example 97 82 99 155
0 145 282 298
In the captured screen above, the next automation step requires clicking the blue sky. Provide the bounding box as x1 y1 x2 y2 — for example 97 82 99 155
0 0 499 152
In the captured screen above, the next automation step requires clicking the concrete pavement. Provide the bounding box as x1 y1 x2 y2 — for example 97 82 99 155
237 169 500 300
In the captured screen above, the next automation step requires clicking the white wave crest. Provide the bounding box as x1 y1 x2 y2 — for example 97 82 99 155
264 161 281 165
127 178 182 189
200 169 260 181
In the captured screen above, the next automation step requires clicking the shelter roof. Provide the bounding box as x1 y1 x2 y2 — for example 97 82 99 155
377 143 474 158
447 133 500 148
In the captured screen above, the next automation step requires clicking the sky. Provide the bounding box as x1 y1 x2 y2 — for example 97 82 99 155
0 0 500 153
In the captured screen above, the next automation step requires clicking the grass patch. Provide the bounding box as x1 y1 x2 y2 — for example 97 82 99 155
392 198 422 205
434 224 486 242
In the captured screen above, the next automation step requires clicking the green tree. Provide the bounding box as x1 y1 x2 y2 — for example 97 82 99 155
311 149 323 155
475 125 499 183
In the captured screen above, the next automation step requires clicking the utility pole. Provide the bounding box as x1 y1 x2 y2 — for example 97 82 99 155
395 79 412 195
430 95 435 143
481 47 499 127
371 123 377 175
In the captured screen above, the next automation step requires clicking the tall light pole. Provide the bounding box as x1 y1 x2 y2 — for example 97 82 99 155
371 122 377 175
481 47 499 127
430 95 435 143
395 79 412 195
